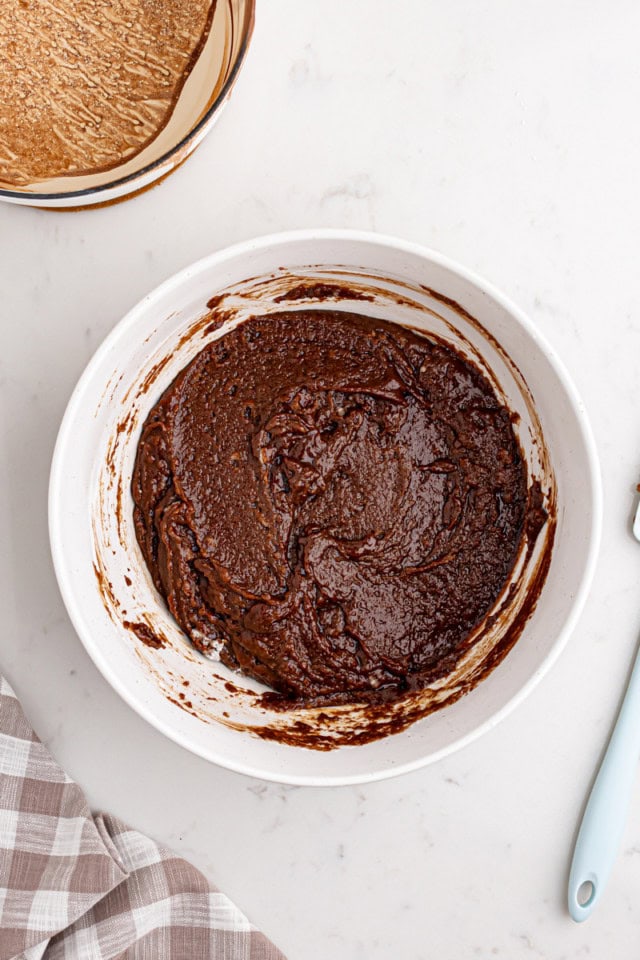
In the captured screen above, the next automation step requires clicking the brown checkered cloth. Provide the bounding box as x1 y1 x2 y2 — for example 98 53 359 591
0 675 285 960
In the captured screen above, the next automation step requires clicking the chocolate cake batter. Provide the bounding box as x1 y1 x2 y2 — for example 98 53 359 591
132 310 543 706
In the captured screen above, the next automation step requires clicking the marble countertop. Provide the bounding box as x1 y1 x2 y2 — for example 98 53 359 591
2 2 640 956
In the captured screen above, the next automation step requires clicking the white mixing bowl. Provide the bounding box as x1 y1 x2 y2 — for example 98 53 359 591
49 230 601 785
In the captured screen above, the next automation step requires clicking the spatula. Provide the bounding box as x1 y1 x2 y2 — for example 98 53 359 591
568 497 640 920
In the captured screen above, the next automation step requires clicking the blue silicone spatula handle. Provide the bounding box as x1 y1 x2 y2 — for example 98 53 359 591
568 642 640 921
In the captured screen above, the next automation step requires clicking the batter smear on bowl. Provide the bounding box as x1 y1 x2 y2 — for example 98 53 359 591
132 310 546 706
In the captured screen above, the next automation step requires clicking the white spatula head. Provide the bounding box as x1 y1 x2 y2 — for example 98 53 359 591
634 498 640 542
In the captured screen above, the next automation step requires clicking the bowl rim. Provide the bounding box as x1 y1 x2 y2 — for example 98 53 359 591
0 0 255 204
49 229 603 785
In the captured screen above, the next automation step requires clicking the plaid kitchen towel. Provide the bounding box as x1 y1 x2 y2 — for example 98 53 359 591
0 675 285 960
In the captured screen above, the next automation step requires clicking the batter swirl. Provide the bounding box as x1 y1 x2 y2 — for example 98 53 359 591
132 309 540 705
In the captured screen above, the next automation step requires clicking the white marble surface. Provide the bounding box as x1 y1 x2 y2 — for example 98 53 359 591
2 1 640 956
